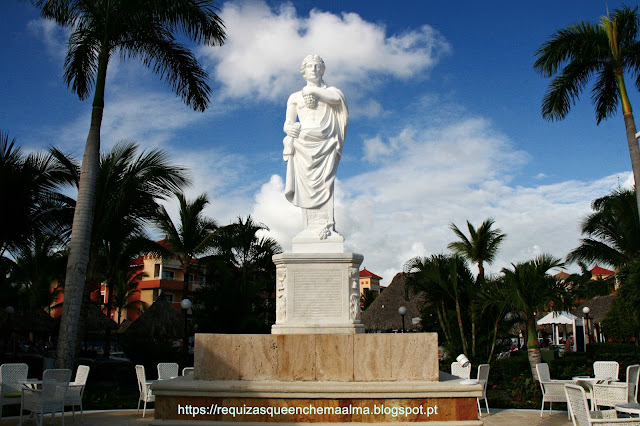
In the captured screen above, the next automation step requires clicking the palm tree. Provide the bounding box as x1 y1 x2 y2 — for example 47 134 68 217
499 254 565 380
567 188 640 268
58 142 189 358
110 270 148 326
447 218 506 281
0 131 75 255
404 254 475 357
154 192 218 357
534 5 640 220
30 0 226 369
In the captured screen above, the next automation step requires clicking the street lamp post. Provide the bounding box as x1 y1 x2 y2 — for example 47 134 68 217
181 298 192 360
398 306 407 333
582 306 591 346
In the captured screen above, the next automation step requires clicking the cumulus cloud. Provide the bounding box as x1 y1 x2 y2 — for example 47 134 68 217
27 19 69 59
201 1 451 104
251 117 628 285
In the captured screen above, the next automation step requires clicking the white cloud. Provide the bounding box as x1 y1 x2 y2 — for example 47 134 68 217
27 19 69 59
249 116 628 285
201 1 451 104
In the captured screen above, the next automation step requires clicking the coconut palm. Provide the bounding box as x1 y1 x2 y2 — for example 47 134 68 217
499 254 565 380
153 192 218 356
29 0 225 369
110 270 147 326
59 142 189 358
0 131 75 256
567 188 640 268
534 5 640 219
404 254 475 357
447 218 506 281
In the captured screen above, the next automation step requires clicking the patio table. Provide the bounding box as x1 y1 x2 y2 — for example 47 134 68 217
615 402 640 416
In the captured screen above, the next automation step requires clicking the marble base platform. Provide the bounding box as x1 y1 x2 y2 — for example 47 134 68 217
150 334 482 424
271 253 364 335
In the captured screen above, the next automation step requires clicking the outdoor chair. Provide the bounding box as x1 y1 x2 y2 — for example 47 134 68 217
537 363 571 419
157 362 179 380
20 368 71 426
136 365 155 417
593 364 640 409
565 383 640 425
0 363 28 420
451 361 471 379
182 367 194 376
594 361 620 382
476 364 490 416
65 364 90 422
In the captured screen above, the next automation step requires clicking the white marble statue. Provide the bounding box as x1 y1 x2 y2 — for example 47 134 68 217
283 55 348 245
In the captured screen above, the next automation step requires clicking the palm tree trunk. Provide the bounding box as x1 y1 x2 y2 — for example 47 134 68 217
455 297 469 357
55 50 108 369
182 264 189 361
526 315 542 380
623 112 640 219
103 279 115 359
436 305 452 346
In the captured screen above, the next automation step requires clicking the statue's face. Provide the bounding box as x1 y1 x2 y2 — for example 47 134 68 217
303 61 324 83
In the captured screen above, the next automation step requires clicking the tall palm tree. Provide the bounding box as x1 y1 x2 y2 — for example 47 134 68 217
447 218 505 357
534 5 640 220
59 142 189 358
567 188 640 268
30 0 225 369
154 192 218 357
499 254 565 380
447 218 506 281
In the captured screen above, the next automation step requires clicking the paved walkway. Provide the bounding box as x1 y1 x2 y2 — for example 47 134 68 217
0 408 572 425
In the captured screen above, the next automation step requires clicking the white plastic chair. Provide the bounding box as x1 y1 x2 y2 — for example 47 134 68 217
451 361 471 379
65 364 90 421
157 362 179 380
594 361 620 382
136 365 155 417
182 367 194 376
536 363 571 418
20 368 71 426
0 363 28 420
477 364 490 416
593 364 640 409
565 383 640 425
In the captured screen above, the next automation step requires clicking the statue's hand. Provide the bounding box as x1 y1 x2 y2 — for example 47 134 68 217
284 122 300 138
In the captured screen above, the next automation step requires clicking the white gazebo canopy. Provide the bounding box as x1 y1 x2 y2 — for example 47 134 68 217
537 311 577 325
537 311 577 347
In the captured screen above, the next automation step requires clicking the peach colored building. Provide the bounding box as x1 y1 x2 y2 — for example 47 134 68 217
359 267 383 296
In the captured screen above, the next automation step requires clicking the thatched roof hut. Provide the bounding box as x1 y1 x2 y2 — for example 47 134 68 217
13 308 57 334
361 273 424 332
126 295 183 338
571 294 615 323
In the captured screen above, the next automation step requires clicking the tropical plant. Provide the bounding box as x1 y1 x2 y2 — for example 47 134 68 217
29 0 226 369
0 131 75 255
498 254 566 380
447 218 506 281
404 254 475 357
154 192 218 355
534 5 640 220
194 216 282 333
110 270 147 326
447 218 506 357
361 289 378 311
567 188 640 268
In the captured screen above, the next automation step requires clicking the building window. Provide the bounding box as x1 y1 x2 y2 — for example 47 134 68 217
154 264 160 278
162 292 174 303
162 270 175 279
188 273 195 283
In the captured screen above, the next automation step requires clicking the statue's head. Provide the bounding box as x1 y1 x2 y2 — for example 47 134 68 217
300 54 325 77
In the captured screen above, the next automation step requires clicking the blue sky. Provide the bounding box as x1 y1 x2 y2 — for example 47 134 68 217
2 0 639 284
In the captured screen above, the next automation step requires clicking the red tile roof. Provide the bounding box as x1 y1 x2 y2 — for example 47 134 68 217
590 264 614 276
360 267 382 280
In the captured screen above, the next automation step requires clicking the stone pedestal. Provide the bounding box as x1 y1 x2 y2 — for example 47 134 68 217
151 333 482 425
271 253 364 335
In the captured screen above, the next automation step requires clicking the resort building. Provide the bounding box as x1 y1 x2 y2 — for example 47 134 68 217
359 267 383 296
